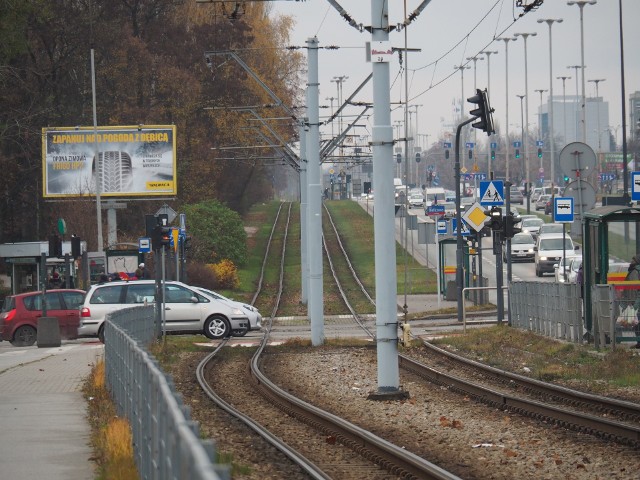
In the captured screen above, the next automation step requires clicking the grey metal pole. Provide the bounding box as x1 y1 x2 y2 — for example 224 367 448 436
498 38 516 181
480 50 498 175
515 33 537 191
299 123 308 305
454 65 470 168
568 65 582 141
538 18 563 191
557 76 571 145
535 88 548 172
371 0 400 395
306 38 324 346
91 49 104 252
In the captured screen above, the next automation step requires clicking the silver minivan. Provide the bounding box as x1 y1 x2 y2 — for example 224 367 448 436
78 280 250 341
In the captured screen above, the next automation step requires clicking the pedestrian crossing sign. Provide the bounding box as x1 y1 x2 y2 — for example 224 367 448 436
451 218 470 236
479 180 504 206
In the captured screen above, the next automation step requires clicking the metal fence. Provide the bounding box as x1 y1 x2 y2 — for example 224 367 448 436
509 281 584 343
104 306 229 480
592 283 640 350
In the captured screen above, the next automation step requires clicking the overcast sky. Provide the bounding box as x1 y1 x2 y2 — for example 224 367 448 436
271 0 639 150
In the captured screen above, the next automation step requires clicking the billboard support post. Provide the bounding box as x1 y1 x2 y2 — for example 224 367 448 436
91 48 103 252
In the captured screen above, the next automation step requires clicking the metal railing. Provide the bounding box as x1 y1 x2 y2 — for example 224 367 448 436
592 283 640 349
104 306 229 480
509 281 584 343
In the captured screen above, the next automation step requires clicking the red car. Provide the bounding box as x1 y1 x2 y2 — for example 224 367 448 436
0 289 85 346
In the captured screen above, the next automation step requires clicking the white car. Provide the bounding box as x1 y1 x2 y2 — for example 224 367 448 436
554 255 579 283
196 287 262 334
535 234 578 277
520 217 544 240
408 193 425 208
504 232 535 263
78 280 250 341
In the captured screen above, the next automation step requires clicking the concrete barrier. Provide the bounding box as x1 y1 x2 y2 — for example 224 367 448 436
37 317 61 348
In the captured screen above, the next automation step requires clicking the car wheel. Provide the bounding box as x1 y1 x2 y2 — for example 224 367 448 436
535 265 542 277
11 325 37 347
204 315 231 339
98 324 105 343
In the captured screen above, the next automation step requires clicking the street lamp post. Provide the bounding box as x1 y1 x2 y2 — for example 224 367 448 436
331 75 348 155
556 76 571 145
498 37 517 181
588 78 606 152
567 1 597 143
535 88 548 170
538 17 563 191
454 65 471 168
514 33 537 190
567 65 582 141
517 94 529 212
480 49 498 175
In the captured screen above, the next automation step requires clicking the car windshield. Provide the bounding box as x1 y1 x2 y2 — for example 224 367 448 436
539 224 564 234
523 218 544 227
540 238 573 250
512 234 534 244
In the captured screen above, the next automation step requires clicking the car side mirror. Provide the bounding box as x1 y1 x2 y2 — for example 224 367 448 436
575 245 580 250
190 296 198 303
534 246 538 251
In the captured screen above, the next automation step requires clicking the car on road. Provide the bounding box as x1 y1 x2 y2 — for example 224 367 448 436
509 187 524 205
0 289 85 346
503 232 535 262
408 193 425 208
78 280 250 342
195 287 262 334
535 234 578 277
520 217 544 240
537 223 565 237
554 255 579 283
535 194 551 211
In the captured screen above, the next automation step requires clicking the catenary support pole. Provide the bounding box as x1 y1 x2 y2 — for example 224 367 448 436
299 123 308 305
306 38 324 346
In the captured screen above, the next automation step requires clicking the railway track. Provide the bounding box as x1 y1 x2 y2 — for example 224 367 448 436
195 202 458 479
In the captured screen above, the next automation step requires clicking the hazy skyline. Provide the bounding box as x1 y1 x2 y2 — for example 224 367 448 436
271 0 639 151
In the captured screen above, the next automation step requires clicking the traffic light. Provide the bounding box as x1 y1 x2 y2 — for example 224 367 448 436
467 88 495 135
491 150 495 161
468 149 473 160
415 152 421 163
484 206 503 231
537 147 543 158
445 149 450 160
396 153 402 163
564 175 570 185
48 234 62 257
503 214 522 238
160 226 172 248
515 149 520 159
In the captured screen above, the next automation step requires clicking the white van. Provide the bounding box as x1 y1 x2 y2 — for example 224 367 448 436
534 234 578 277
424 187 446 206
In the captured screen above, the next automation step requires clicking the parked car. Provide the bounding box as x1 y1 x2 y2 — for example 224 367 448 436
537 223 565 237
509 187 524 205
554 255 579 283
0 289 85 346
195 287 262 334
78 280 250 342
520 217 544 240
535 234 578 277
503 232 535 262
535 194 551 211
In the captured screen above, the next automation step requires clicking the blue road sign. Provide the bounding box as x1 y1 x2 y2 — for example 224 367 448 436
479 180 504 206
465 142 475 149
536 140 544 147
599 173 615 181
437 219 448 235
139 237 151 253
490 142 497 149
427 205 445 217
443 142 452 148
474 173 487 180
632 172 640 201
513 141 521 148
452 218 470 236
554 197 574 223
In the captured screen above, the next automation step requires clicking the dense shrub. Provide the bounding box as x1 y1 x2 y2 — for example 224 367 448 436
209 259 239 289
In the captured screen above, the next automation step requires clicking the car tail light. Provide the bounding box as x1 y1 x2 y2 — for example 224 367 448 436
81 307 91 317
2 309 16 323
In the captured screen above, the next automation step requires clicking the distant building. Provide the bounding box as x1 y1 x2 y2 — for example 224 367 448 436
538 95 610 153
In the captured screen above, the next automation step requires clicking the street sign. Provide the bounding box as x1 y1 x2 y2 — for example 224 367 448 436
559 142 596 179
479 180 504 206
474 173 487 180
536 140 544 147
599 173 615 181
465 142 474 149
452 218 470 236
443 142 452 148
513 141 521 148
156 204 177 224
427 205 445 217
490 142 497 149
554 197 574 223
139 237 151 253
437 219 448 235
462 202 488 232
632 172 640 201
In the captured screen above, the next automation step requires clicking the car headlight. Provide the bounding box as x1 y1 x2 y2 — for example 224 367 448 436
540 256 548 261
231 307 244 315
243 304 256 312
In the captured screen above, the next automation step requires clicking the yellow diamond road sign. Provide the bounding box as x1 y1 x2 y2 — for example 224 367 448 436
462 202 488 232
460 166 468 174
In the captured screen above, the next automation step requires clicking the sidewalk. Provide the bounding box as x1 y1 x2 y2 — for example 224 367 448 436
0 341 104 479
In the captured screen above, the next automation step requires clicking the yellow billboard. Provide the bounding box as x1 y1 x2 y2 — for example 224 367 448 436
42 125 177 198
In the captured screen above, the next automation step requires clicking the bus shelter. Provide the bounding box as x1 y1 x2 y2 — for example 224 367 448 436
583 206 640 344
